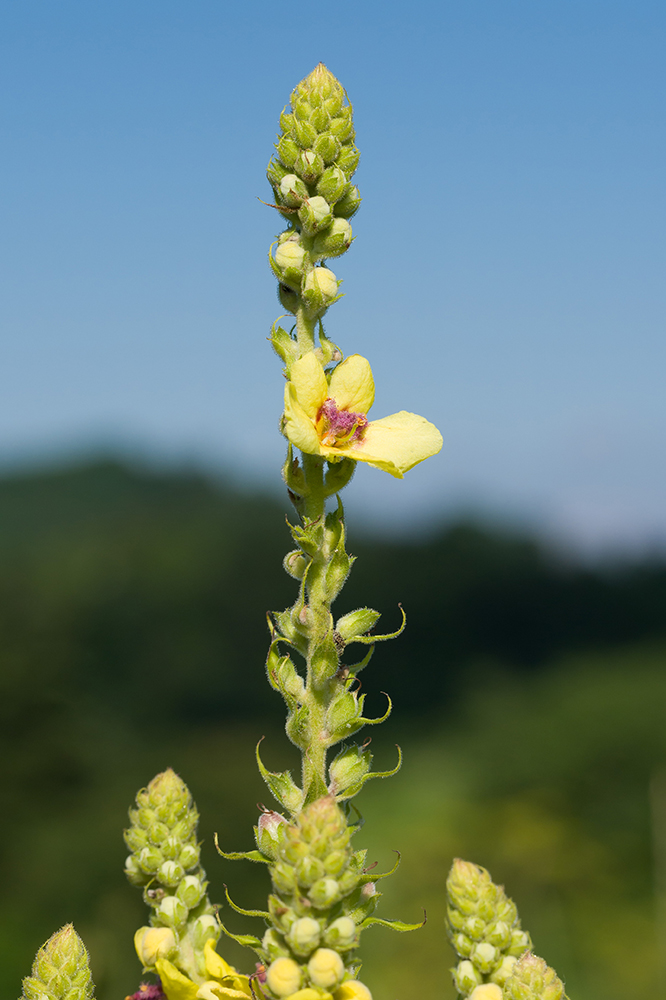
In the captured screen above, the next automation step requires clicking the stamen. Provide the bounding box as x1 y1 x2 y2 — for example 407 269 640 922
318 398 368 447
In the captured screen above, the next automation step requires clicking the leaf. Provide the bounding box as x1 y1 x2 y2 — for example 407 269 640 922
256 738 304 814
223 884 270 920
360 692 393 726
213 833 269 865
359 911 426 932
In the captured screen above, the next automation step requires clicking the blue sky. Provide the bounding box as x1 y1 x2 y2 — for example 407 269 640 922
1 1 664 549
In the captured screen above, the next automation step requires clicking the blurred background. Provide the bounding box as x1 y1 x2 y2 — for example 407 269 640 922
1 2 665 999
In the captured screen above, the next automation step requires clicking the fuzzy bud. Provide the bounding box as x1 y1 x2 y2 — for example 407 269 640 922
453 960 483 996
302 267 339 315
286 917 321 957
298 196 333 236
324 916 357 950
134 926 177 968
334 185 361 219
312 219 352 259
334 983 372 1000
21 925 94 1000
503 953 566 1000
307 948 344 990
470 986 503 1000
266 957 302 998
279 174 309 208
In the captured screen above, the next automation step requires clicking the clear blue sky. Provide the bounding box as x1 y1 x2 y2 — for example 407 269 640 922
1 1 664 549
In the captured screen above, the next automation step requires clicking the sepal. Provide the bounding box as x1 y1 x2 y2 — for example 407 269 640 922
256 739 304 814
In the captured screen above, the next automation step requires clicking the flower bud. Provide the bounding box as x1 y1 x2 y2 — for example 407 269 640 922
307 948 344 990
277 136 299 169
308 877 341 909
334 185 361 219
310 106 331 133
156 895 188 928
178 843 200 869
490 955 518 986
453 933 473 958
324 916 357 950
334 982 372 1000
298 196 333 236
190 914 220 950
286 917 321 957
272 241 308 289
21 925 94 1000
266 957 302 998
279 174 309 208
294 119 317 148
302 267 339 315
470 986 503 1000
256 810 287 859
336 145 360 177
134 926 177 967
335 608 380 643
137 846 163 872
316 166 348 205
295 149 325 184
503 953 566 1000
312 219 352 259
272 861 299 895
329 115 354 142
268 158 290 188
148 821 170 845
508 928 532 956
159 860 185 888
283 549 309 581
296 855 326 887
124 854 148 886
471 941 498 975
262 928 290 962
313 133 341 164
453 960 482 995
176 875 206 909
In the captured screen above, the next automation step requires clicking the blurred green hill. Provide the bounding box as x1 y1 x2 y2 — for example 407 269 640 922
2 459 666 1000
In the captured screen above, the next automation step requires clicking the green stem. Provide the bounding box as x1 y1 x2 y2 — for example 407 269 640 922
296 305 317 355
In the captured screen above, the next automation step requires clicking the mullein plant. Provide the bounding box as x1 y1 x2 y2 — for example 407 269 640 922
19 65 569 1000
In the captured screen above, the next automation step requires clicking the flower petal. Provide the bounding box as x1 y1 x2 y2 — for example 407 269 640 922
289 352 328 420
283 382 323 455
155 959 199 1000
328 355 375 414
343 411 443 478
204 941 244 985
196 983 250 1000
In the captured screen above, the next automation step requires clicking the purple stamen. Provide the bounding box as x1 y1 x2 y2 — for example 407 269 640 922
318 398 368 446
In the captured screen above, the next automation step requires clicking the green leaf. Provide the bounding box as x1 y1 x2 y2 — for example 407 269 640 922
213 833 269 864
223 885 270 919
256 739 304 814
359 912 426 932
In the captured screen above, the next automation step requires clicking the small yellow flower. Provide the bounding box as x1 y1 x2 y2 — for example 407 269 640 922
282 352 442 479
334 981 372 1000
470 986 503 1000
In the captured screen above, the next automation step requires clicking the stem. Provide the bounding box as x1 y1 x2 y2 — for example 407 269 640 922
296 305 317 355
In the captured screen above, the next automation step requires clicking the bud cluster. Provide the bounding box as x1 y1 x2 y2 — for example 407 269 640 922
256 797 376 1000
124 769 220 983
503 952 568 1000
21 925 95 1000
446 859 532 997
268 64 361 320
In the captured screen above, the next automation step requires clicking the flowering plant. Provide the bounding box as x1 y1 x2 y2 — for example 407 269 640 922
18 65 567 1000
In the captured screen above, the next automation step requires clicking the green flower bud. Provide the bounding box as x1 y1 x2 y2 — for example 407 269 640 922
298 196 333 236
310 106 331 132
283 548 309 580
471 941 498 975
323 916 357 950
272 240 308 289
313 133 341 165
503 953 566 1000
159 860 185 887
453 959 483 996
293 98 312 121
279 110 295 135
307 948 344 989
148 821 170 845
286 917 321 957
335 607 381 643
308 877 341 909
178 843 200 869
316 166 348 205
463 916 487 941
266 956 302 998
302 267 339 315
176 875 206 909
334 185 361 219
279 173 310 208
272 862 299 895
156 895 188 928
256 810 287 860
262 928 290 962
490 955 518 986
134 926 178 968
454 933 473 958
124 854 148 886
296 855 326 887
312 219 352 259
277 136 299 169
124 827 147 852
336 145 360 177
137 846 163 872
508 929 532 956
294 149 325 184
21 925 94 1000
190 914 219 950
294 118 317 148
268 158 290 188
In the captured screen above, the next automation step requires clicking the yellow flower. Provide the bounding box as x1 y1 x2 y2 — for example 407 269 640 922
282 352 442 479
156 941 251 1000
